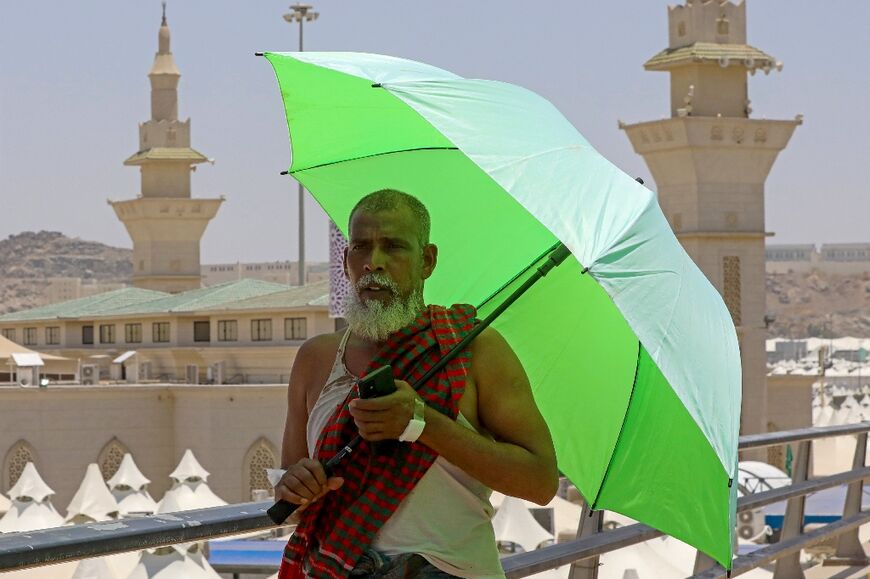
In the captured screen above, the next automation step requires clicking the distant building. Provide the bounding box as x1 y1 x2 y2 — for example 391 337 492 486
0 279 331 384
200 261 330 287
621 0 800 441
766 243 870 274
42 278 127 304
0 383 288 507
108 10 223 294
766 244 815 263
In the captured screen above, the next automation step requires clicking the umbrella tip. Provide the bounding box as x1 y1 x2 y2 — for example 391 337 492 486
371 83 383 88
634 177 644 185
255 52 265 57
279 170 289 175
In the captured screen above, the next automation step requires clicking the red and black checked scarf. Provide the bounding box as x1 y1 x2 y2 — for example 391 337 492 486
279 303 477 579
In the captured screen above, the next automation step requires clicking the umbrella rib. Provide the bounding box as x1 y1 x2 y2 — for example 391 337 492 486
475 242 566 312
285 146 459 175
590 340 643 510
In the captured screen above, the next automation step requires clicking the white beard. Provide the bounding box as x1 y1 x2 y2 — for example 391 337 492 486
344 272 425 342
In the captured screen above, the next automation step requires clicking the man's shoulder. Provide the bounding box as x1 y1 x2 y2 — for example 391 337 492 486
468 326 512 363
297 330 345 364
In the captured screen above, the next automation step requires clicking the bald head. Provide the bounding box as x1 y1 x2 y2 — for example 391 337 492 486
348 189 430 249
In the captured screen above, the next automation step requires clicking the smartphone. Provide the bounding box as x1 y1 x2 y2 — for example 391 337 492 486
358 365 397 399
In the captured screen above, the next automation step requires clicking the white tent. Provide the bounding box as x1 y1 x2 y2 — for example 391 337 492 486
0 562 78 579
103 552 142 579
109 454 151 490
0 462 65 532
491 492 582 540
491 496 553 552
158 450 226 514
737 462 791 495
157 481 226 514
124 547 216 579
0 334 76 377
186 544 221 579
814 404 834 427
599 538 687 579
109 454 158 517
169 450 211 483
70 558 115 579
66 463 120 523
0 490 11 515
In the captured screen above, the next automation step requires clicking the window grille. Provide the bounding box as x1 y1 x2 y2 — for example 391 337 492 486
23 328 37 346
125 323 142 344
723 256 742 326
217 320 238 342
99 325 116 344
193 321 210 342
284 318 307 340
45 327 60 345
251 319 272 342
4 441 36 490
98 439 128 481
152 322 170 343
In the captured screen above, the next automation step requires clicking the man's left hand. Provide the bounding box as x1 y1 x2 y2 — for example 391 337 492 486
349 379 419 441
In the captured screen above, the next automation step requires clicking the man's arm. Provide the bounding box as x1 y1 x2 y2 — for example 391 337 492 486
275 336 344 512
349 327 559 505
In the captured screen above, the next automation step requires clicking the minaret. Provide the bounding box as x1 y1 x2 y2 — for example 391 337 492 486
620 0 801 442
110 3 223 294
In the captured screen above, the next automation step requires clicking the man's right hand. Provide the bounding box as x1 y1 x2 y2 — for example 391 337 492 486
274 458 344 510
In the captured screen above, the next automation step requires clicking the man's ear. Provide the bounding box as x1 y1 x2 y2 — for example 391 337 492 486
421 243 437 280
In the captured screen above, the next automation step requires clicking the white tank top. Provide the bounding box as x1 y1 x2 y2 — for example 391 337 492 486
306 329 505 579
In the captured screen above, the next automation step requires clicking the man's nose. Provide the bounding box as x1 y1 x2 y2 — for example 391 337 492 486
363 248 387 272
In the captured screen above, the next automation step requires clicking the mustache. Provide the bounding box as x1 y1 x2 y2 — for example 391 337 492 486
356 272 399 296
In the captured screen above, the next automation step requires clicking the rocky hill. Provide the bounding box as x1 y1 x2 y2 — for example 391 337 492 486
766 269 870 338
1 231 868 338
0 231 132 315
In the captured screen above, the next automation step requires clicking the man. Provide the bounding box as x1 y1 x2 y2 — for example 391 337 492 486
276 189 558 579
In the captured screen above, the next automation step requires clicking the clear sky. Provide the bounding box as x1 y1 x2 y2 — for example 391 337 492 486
1 1 867 263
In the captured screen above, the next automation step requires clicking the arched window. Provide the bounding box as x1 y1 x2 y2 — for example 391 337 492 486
97 438 129 481
3 440 38 491
243 437 278 500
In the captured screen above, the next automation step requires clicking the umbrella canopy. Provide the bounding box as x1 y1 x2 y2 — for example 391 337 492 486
262 51 741 567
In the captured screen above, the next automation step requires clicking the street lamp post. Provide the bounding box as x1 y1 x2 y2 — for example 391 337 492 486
283 4 319 286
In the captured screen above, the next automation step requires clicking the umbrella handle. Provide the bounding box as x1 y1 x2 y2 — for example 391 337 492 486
266 438 360 524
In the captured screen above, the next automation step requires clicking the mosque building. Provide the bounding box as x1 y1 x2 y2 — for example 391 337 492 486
619 0 806 454
0 7 333 386
0 7 328 510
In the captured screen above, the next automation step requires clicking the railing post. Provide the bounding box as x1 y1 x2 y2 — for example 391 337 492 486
567 502 602 579
772 439 810 579
829 431 869 564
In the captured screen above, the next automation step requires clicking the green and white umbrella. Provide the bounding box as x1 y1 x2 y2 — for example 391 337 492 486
262 52 741 568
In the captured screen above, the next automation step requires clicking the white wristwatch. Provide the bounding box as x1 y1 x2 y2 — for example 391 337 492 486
399 396 426 443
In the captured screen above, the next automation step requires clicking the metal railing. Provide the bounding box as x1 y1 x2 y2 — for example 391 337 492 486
1 422 869 578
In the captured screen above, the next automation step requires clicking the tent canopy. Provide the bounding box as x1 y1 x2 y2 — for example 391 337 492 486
0 334 76 375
